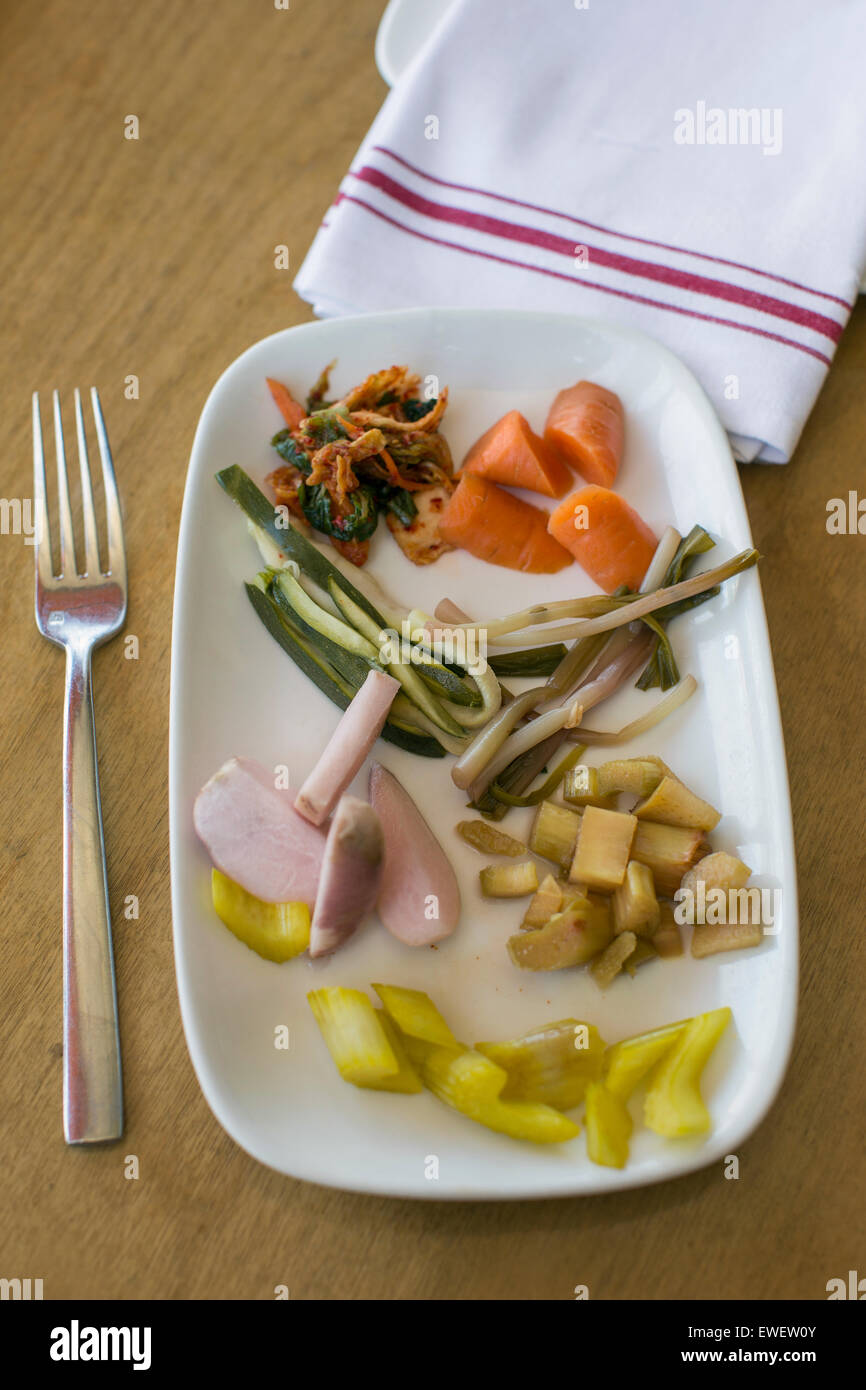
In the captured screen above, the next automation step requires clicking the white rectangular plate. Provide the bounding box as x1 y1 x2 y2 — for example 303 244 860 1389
169 307 798 1199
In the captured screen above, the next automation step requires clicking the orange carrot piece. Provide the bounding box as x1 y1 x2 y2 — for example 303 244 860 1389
548 485 657 593
544 381 624 488
461 410 573 499
266 378 307 430
438 474 572 574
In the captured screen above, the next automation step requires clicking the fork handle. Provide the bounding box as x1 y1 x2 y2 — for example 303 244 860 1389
62 644 123 1143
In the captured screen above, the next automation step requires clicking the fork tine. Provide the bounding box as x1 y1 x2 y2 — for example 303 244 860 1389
90 388 126 582
52 391 78 577
32 393 54 585
73 389 101 576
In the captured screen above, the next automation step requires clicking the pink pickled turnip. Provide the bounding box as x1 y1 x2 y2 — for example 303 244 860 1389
294 669 400 827
309 795 384 958
369 763 460 946
193 756 325 905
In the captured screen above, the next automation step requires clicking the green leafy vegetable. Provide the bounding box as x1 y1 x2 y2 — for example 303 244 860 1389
297 481 379 543
271 429 311 473
302 404 351 448
383 487 418 528
402 397 437 422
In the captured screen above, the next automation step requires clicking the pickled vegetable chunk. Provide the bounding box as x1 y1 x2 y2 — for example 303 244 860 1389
480 860 539 898
644 1008 731 1137
211 869 310 962
308 987 400 1088
602 1020 689 1101
476 1018 605 1110
529 800 581 866
569 806 637 891
508 896 612 970
634 775 720 831
584 1083 633 1168
372 983 459 1048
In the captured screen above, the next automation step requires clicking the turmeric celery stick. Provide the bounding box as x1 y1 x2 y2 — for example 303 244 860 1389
634 775 720 831
415 1044 579 1142
372 983 459 1048
569 805 636 891
475 1018 605 1109
374 1011 424 1094
308 988 400 1088
602 1019 690 1101
469 1096 581 1143
584 1082 633 1168
407 1041 508 1105
612 860 660 936
521 872 563 928
211 869 310 962
644 1008 732 1137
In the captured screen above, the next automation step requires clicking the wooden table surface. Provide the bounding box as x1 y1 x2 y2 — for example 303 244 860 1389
2 0 864 1301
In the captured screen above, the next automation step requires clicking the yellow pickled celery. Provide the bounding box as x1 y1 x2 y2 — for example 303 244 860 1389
372 983 458 1047
211 869 310 962
408 1041 508 1105
584 1082 633 1168
413 1043 579 1142
468 1097 580 1143
644 1008 732 1137
602 1019 690 1101
374 1011 423 1094
308 988 399 1088
476 1018 605 1109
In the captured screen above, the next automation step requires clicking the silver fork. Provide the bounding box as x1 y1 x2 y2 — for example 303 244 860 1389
33 389 127 1144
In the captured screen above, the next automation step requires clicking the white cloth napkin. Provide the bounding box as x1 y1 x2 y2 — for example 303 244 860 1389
294 0 866 463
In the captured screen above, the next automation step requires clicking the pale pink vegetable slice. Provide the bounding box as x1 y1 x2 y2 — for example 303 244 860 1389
309 795 384 958
294 669 400 827
193 756 325 904
369 763 460 946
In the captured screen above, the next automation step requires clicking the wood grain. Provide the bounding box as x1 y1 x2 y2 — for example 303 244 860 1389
1 0 863 1301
